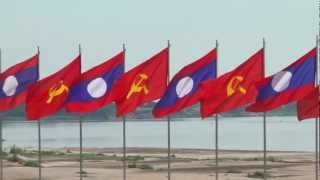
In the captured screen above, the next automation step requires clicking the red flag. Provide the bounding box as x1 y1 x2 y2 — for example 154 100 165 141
26 56 81 120
113 48 169 117
200 49 264 118
297 86 319 121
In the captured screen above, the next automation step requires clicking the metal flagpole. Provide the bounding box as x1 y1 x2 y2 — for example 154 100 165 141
79 116 83 180
122 43 127 180
78 44 84 180
215 40 219 180
315 1 320 177
37 46 42 180
316 117 319 180
263 112 267 179
167 116 171 180
38 121 42 180
316 35 319 180
167 40 171 180
0 48 3 180
215 115 218 180
123 116 127 180
262 39 267 180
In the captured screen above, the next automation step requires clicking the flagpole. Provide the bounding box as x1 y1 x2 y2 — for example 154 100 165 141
122 43 127 180
167 40 171 180
37 46 42 180
262 38 267 180
215 40 219 180
316 117 319 180
78 44 84 180
317 2 320 177
38 120 42 180
0 48 3 180
79 116 83 180
263 112 267 179
0 49 3 180
123 116 127 180
315 35 319 180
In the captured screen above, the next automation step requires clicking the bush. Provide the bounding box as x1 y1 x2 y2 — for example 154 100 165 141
128 163 137 168
126 155 144 161
23 160 39 167
9 145 24 154
41 150 57 156
247 171 271 178
7 154 20 162
226 169 241 174
138 164 153 170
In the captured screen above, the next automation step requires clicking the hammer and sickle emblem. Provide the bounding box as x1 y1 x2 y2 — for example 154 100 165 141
227 76 247 96
126 73 149 99
46 80 69 104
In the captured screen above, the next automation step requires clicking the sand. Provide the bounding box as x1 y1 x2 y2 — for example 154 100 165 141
1 147 318 180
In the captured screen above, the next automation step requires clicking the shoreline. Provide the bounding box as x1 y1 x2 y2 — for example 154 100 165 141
2 147 316 179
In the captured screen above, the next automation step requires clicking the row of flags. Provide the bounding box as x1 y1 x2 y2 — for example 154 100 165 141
0 46 317 121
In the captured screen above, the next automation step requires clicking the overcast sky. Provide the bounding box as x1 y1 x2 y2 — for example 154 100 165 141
0 0 318 78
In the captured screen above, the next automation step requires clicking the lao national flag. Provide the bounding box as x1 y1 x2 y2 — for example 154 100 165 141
152 49 217 118
200 49 264 118
246 48 316 112
0 54 39 111
26 56 81 120
66 52 124 113
112 48 169 117
297 86 319 121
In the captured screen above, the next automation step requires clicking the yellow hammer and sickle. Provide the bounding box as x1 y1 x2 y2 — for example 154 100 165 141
227 76 247 96
46 80 69 104
126 73 149 99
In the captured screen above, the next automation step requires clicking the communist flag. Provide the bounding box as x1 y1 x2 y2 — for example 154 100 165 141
297 86 319 121
26 56 81 120
112 48 169 117
200 49 264 118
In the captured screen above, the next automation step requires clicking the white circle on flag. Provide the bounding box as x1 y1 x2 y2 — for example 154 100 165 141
87 77 107 98
3 75 18 96
271 71 292 92
176 77 194 98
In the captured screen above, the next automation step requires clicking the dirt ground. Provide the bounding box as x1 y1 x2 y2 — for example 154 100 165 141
2 147 319 180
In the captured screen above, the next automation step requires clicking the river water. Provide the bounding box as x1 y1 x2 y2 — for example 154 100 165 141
2 116 316 151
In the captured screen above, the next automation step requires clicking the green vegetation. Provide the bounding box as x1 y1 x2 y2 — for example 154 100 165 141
128 162 137 168
243 156 281 162
7 153 20 163
247 171 271 179
125 155 144 161
9 145 24 154
137 164 153 170
23 160 39 167
5 145 157 169
128 162 153 170
226 169 242 174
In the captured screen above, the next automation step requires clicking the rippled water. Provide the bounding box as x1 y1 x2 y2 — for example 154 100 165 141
2 116 316 151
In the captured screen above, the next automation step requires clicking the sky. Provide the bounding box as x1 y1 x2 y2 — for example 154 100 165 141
0 0 318 78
